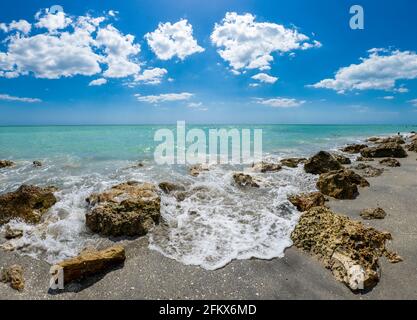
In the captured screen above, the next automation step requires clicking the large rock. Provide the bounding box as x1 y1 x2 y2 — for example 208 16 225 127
0 185 57 225
86 181 161 237
1 265 25 291
317 169 369 199
341 144 368 154
360 208 387 220
360 143 407 158
232 173 260 188
377 136 405 145
0 160 14 168
252 161 282 173
53 245 125 285
304 151 342 175
353 163 384 177
379 158 401 167
288 192 326 212
291 206 400 291
280 158 307 168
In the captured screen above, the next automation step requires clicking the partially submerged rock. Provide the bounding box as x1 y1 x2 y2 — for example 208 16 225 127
360 208 387 220
280 158 307 168
232 173 260 188
304 151 342 175
158 182 185 194
288 192 326 212
252 161 282 173
379 158 401 167
1 265 25 291
0 185 57 225
353 163 384 177
317 169 369 199
53 245 126 285
86 181 160 237
4 225 23 239
0 160 15 168
341 144 368 154
291 206 398 291
332 154 351 165
189 164 209 177
33 161 42 167
360 143 407 158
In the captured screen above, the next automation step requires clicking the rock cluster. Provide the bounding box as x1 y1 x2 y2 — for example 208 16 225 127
360 143 407 158
317 169 369 199
304 151 342 175
86 181 161 237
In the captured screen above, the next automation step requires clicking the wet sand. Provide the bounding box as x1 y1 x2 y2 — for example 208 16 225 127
1 152 417 300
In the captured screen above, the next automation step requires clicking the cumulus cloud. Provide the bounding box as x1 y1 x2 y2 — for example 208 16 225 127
0 20 32 34
0 9 143 82
145 19 204 60
0 93 41 103
310 49 417 93
211 12 321 72
409 99 417 107
135 92 193 104
89 78 107 86
134 68 168 84
255 97 306 108
251 73 278 84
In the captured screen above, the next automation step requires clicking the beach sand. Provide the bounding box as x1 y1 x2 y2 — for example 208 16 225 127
1 153 416 300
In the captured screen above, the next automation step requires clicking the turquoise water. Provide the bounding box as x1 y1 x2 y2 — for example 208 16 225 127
0 124 415 269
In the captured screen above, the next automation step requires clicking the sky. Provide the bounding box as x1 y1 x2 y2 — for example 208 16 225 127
1 0 417 125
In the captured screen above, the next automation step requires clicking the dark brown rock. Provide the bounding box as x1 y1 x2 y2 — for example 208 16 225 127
33 161 42 167
280 158 307 168
406 141 417 152
360 143 407 158
1 265 25 291
379 158 401 167
332 154 351 165
288 192 326 212
158 182 185 194
304 151 342 175
0 160 14 168
232 173 260 188
252 161 282 173
189 164 209 177
317 169 369 199
341 144 368 154
0 185 57 225
4 226 23 239
356 156 374 162
360 208 387 220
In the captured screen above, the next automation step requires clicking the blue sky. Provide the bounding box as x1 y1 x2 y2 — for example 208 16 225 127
1 0 417 125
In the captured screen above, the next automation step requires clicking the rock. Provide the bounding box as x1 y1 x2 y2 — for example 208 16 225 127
353 163 384 177
360 142 407 158
158 182 185 194
379 158 401 167
280 158 307 168
377 136 405 145
252 161 282 173
1 265 25 291
317 169 369 199
384 251 403 263
189 164 209 177
33 161 42 167
232 173 260 188
406 141 417 152
360 208 387 220
291 206 397 291
366 137 380 142
332 154 351 165
0 160 14 168
356 156 374 162
0 185 57 225
341 144 368 154
86 181 161 237
288 192 326 212
304 151 342 175
4 226 23 239
54 245 125 285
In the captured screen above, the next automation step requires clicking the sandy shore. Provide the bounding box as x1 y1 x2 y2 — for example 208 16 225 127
1 152 417 300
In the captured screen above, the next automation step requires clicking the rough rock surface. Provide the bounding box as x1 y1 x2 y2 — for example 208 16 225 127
332 154 351 165
32 161 42 167
158 182 185 194
317 169 369 199
86 181 161 237
232 173 260 188
360 143 407 158
1 265 25 291
360 208 387 220
189 164 209 177
251 161 282 173
406 141 417 152
379 158 401 167
356 156 374 162
4 226 23 239
280 158 307 168
0 185 57 225
54 245 126 285
377 136 405 145
304 151 342 175
353 163 384 177
291 206 400 291
288 192 326 212
341 144 368 154
0 160 14 168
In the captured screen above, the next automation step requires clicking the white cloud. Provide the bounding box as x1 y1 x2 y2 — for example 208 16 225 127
187 102 208 111
409 99 417 107
145 19 204 60
255 97 306 108
395 87 409 93
211 12 321 72
89 78 107 86
35 11 72 32
108 10 119 17
134 68 167 84
0 20 32 34
311 49 417 93
251 73 278 84
0 93 41 103
135 92 193 104
382 96 394 100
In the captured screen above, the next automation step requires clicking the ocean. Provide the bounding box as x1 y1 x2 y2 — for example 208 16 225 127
0 124 415 269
